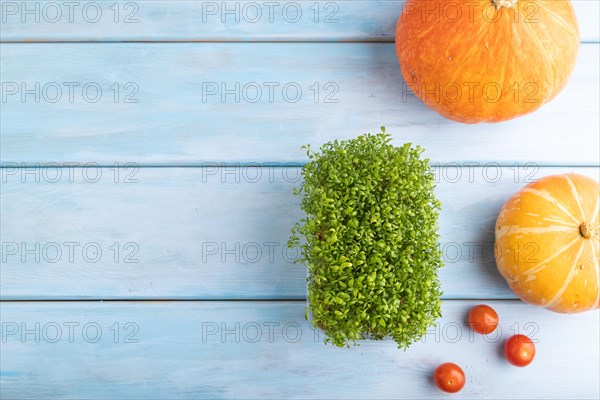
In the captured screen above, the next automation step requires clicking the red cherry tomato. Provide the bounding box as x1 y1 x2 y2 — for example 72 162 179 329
505 334 536 367
468 304 499 334
434 362 465 393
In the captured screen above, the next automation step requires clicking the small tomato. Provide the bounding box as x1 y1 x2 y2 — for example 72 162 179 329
468 304 499 334
505 334 536 367
434 362 465 393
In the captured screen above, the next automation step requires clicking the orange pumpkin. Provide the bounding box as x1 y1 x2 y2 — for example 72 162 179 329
395 0 580 123
495 173 599 313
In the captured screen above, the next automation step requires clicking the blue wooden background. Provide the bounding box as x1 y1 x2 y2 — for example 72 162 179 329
1 0 599 398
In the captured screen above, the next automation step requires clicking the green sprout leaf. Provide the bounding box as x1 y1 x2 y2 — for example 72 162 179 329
288 129 444 349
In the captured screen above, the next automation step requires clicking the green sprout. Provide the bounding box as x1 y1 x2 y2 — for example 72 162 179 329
288 128 443 349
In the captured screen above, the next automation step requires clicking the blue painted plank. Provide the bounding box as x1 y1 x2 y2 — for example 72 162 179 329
1 43 598 166
0 0 598 42
1 166 598 300
1 300 598 399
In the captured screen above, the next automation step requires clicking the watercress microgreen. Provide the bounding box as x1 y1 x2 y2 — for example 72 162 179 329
288 128 443 349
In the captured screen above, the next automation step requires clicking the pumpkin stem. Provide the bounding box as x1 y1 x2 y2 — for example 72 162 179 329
580 222 595 239
492 0 517 9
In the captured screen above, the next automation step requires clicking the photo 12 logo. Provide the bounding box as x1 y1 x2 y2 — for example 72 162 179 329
1 241 140 264
2 321 140 343
400 0 539 24
200 1 339 24
402 81 540 105
1 1 140 24
201 81 339 104
198 320 539 344
1 162 140 184
1 82 139 104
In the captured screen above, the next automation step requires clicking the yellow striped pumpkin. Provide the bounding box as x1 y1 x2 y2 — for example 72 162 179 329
495 173 600 313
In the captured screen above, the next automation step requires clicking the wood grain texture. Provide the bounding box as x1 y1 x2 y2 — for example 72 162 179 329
1 0 598 397
0 0 598 42
1 43 599 166
1 300 598 399
0 43 600 166
2 166 598 300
